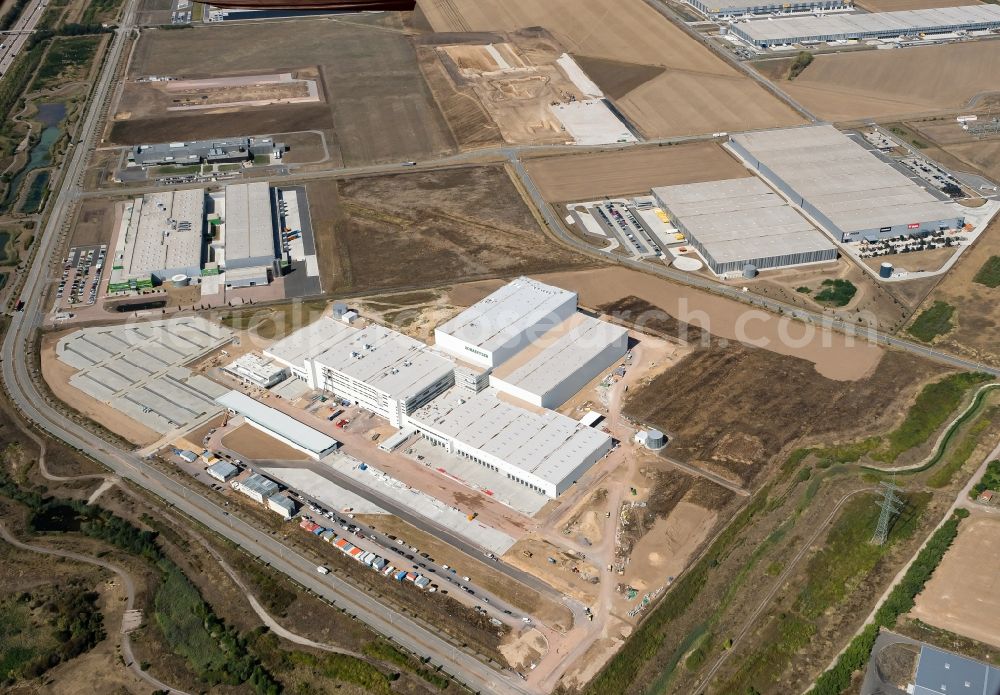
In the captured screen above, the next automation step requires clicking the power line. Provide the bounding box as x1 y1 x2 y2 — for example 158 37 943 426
871 479 904 546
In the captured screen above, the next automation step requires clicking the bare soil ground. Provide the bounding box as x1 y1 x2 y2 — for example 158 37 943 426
523 143 749 202
221 423 309 461
68 197 118 249
533 267 885 380
416 0 803 138
777 42 1000 121
113 16 455 166
314 165 596 295
624 343 946 488
911 513 1000 648
906 215 1000 366
571 55 666 101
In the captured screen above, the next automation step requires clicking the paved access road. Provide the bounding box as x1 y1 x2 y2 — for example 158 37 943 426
0 3 537 693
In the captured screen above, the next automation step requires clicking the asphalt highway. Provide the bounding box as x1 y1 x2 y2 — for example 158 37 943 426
0 0 46 77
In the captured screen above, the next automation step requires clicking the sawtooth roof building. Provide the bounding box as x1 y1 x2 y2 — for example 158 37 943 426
265 317 455 427
406 389 614 498
108 189 205 290
435 277 577 368
653 177 838 275
728 125 964 242
732 4 1000 46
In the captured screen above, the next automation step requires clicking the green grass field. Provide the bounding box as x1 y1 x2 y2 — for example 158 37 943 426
153 564 230 675
32 36 102 91
813 279 857 307
973 256 1000 288
907 301 955 342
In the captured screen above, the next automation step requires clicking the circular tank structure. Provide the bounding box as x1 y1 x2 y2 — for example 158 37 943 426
171 274 190 287
879 262 894 279
743 263 758 279
646 429 666 450
673 256 703 272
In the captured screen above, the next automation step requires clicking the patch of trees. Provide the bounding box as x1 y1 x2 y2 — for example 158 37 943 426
788 51 814 80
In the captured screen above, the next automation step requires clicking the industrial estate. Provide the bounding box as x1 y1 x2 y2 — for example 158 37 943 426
2 0 1000 693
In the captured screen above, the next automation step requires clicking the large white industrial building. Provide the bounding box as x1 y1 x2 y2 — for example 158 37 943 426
728 126 964 242
732 4 1000 47
688 0 848 19
435 277 577 368
220 182 279 287
216 390 340 460
489 313 628 408
265 317 455 427
406 389 613 498
108 189 205 291
653 177 838 275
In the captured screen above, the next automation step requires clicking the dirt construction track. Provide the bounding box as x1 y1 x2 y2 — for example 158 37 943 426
417 0 803 138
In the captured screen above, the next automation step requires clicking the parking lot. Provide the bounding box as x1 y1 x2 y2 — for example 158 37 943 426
568 197 684 262
55 244 107 310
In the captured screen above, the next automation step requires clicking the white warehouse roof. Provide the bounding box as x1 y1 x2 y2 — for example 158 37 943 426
118 189 204 279
653 177 836 266
216 390 339 455
310 321 455 402
266 316 354 368
490 313 628 399
729 126 960 235
436 277 577 356
224 182 276 264
737 5 1000 44
408 389 611 488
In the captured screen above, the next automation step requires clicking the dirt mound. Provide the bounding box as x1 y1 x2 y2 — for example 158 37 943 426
571 55 665 100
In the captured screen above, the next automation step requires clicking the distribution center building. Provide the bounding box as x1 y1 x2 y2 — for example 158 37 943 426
406 389 614 498
216 390 341 460
489 313 628 408
265 317 455 427
653 177 838 275
108 189 205 291
688 0 848 19
732 4 1000 46
728 125 963 242
220 182 279 287
435 277 578 368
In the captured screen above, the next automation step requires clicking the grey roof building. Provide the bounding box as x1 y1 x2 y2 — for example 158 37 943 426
733 4 1000 46
688 0 847 19
728 126 964 242
912 644 1000 695
652 177 838 275
130 137 284 166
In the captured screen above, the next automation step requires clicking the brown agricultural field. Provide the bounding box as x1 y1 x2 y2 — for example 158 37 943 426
416 0 803 138
777 42 1000 121
911 513 1000 648
523 142 750 201
621 338 946 488
308 165 597 295
113 16 455 166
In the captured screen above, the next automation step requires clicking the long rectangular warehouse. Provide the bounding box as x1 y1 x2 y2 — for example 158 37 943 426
216 390 340 460
435 277 577 368
265 316 455 428
733 5 1000 47
222 182 278 287
489 313 628 408
653 177 838 275
406 389 613 498
728 126 963 242
688 0 847 19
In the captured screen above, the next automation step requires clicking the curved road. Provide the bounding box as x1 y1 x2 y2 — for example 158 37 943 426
0 522 191 695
